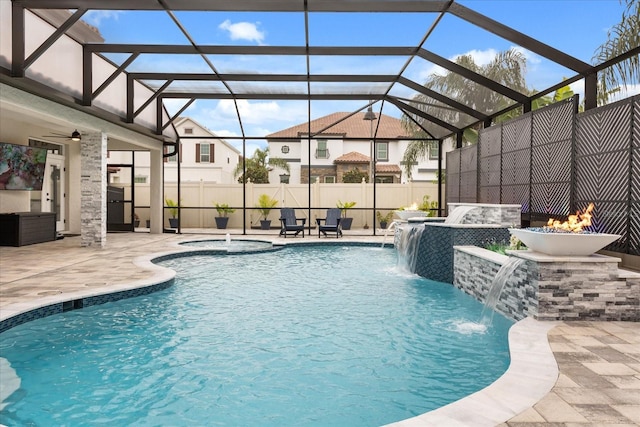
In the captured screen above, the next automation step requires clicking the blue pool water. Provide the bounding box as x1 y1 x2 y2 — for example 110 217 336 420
0 245 513 427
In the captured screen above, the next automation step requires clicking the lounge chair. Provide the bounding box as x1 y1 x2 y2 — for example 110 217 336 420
279 208 306 238
316 208 342 238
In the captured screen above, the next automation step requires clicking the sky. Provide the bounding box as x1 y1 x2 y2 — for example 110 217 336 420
81 1 638 155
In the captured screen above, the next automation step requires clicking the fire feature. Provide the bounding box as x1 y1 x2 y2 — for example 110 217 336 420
509 203 621 256
546 203 594 232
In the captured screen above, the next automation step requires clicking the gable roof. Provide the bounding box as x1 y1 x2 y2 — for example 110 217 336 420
175 116 240 154
267 112 410 140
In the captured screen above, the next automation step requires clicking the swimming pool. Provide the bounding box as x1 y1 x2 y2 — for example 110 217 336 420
0 244 513 426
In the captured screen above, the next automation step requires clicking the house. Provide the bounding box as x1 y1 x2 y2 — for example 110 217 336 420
266 112 453 184
109 117 241 184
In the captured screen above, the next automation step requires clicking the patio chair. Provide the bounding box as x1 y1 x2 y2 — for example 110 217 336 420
279 208 306 238
316 208 342 238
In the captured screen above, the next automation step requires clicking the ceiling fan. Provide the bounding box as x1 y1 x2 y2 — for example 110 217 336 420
41 129 82 141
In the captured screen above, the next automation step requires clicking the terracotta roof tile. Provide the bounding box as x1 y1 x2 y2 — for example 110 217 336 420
376 164 402 173
334 151 370 163
266 112 409 139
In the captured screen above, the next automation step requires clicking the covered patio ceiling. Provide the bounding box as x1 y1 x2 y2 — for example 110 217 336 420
7 0 639 143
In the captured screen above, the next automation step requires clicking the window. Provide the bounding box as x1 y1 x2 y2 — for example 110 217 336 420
324 176 336 183
184 128 193 134
134 175 147 183
200 143 210 163
315 140 329 159
429 141 439 160
196 143 214 163
376 142 388 161
281 145 290 154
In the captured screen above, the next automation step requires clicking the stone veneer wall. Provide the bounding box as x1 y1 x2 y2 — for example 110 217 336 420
80 132 107 247
453 246 640 322
453 247 535 321
447 203 521 226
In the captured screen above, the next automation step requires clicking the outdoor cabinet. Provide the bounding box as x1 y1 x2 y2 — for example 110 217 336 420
0 212 56 246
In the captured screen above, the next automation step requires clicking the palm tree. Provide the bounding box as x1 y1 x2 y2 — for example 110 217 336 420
400 49 527 178
592 0 639 105
234 147 290 184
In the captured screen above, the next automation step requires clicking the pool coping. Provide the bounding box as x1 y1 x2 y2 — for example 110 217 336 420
0 239 559 426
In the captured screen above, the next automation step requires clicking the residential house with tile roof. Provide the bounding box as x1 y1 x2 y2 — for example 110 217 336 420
266 112 452 184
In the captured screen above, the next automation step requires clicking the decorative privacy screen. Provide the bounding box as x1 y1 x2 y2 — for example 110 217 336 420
446 95 640 255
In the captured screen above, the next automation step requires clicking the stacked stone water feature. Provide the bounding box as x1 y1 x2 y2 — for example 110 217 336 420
394 203 521 284
453 220 640 322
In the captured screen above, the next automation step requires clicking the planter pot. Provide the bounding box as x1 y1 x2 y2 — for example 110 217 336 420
134 220 140 228
169 218 179 228
509 228 621 256
379 221 388 229
146 220 150 228
215 217 229 229
341 217 353 230
260 220 271 230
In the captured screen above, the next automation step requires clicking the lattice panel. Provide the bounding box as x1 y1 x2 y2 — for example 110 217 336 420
633 147 640 202
446 150 461 203
502 149 530 186
460 170 478 202
532 99 574 145
479 155 501 186
576 101 631 156
461 145 478 203
630 203 640 255
479 186 500 204
531 183 570 215
502 115 531 152
585 201 629 253
479 126 501 157
501 184 529 210
531 140 571 183
575 151 629 202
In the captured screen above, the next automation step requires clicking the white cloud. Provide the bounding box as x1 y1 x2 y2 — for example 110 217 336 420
83 10 122 27
219 20 266 45
609 84 640 101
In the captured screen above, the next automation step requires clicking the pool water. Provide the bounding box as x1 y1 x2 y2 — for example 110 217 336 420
0 245 513 427
180 239 273 252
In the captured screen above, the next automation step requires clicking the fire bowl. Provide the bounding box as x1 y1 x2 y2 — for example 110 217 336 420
394 210 428 221
509 228 621 257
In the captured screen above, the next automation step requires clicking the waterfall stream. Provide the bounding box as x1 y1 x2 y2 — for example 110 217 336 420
395 223 425 273
444 205 479 224
480 257 524 325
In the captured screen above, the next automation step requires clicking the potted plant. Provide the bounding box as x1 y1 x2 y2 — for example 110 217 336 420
256 194 278 230
336 200 356 230
133 213 140 228
214 202 235 229
376 211 394 229
165 197 180 228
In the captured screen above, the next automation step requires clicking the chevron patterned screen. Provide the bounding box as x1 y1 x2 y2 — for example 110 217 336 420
478 126 502 204
446 149 461 204
530 99 574 218
501 115 531 212
444 95 638 255
459 145 478 203
575 96 638 254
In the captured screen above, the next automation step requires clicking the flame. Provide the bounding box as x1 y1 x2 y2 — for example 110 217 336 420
546 203 594 232
406 203 419 211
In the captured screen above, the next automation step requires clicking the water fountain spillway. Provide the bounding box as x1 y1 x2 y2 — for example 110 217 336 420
444 205 479 224
394 222 425 273
225 233 231 245
480 257 525 325
381 220 400 249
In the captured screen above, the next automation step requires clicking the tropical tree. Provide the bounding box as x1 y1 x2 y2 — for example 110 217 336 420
234 147 290 184
592 0 639 105
400 48 528 178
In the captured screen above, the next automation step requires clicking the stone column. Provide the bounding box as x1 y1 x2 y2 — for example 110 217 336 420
80 132 107 247
149 148 163 234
